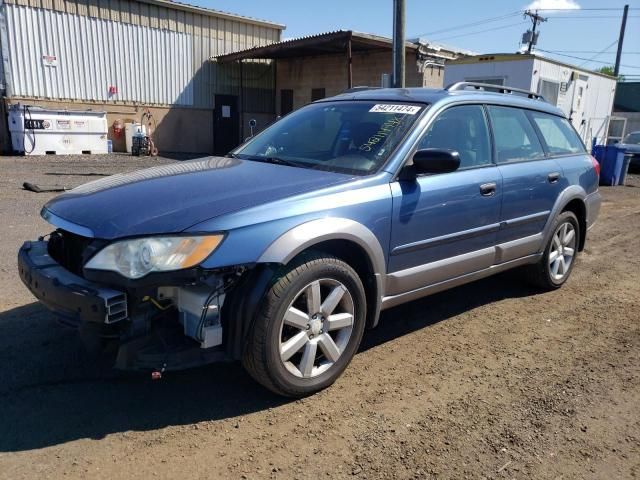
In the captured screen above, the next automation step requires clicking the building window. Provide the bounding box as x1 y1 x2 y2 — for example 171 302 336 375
538 79 560 106
311 88 326 101
281 89 294 115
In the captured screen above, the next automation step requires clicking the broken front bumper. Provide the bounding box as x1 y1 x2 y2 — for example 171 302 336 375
18 240 128 327
18 239 232 371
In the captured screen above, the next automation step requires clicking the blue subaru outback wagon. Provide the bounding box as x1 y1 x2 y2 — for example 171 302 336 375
18 83 601 397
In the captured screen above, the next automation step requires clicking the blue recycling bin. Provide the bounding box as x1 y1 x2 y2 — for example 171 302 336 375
619 153 632 186
592 145 630 186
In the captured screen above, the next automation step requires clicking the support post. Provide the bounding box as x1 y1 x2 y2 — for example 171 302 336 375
524 10 546 54
392 0 405 88
614 5 629 77
346 32 353 90
239 59 244 141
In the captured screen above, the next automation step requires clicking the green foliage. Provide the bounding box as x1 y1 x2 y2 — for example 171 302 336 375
596 66 625 81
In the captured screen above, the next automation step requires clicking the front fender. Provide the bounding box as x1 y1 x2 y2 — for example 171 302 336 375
260 218 387 329
258 217 386 279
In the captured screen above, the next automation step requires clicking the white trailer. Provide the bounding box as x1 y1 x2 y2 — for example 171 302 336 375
444 53 617 146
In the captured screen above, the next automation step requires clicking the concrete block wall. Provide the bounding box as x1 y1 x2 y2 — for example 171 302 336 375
422 65 445 88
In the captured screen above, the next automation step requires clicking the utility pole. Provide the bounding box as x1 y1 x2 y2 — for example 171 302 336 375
614 4 629 77
392 0 405 88
524 10 546 54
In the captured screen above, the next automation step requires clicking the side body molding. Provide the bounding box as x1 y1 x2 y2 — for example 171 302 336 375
258 218 387 327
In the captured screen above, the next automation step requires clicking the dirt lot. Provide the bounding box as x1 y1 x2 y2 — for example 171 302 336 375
0 154 638 480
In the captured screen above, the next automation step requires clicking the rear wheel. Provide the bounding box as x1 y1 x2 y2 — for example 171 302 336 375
242 253 366 397
525 211 579 290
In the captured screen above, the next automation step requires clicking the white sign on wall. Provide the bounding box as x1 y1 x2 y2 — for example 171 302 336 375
42 55 58 67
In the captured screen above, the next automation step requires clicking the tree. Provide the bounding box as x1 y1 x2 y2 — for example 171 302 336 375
596 66 625 81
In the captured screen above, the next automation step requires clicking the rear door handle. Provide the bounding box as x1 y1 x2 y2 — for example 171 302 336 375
479 182 497 196
548 172 561 183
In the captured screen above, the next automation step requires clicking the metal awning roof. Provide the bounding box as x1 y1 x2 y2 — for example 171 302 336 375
214 30 417 63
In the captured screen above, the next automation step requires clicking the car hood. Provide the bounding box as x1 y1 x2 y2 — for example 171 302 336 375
43 157 355 239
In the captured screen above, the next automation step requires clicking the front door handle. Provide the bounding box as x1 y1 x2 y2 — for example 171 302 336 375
479 182 497 196
548 172 561 183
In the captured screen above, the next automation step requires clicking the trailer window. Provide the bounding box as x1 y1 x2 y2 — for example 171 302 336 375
538 80 560 106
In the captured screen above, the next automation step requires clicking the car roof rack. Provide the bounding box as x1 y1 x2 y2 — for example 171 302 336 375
446 82 546 101
342 86 382 94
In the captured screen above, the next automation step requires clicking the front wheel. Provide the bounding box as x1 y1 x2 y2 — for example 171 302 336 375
525 211 580 290
242 253 367 397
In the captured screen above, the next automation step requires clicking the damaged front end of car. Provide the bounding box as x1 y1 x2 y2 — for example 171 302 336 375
18 227 271 373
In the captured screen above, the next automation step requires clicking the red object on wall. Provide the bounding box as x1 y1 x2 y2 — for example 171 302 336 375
112 119 124 138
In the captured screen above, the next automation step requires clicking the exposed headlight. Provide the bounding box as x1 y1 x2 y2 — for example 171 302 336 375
85 235 224 279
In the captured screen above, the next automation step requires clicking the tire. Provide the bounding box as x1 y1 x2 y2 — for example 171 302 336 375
242 252 367 397
525 211 580 290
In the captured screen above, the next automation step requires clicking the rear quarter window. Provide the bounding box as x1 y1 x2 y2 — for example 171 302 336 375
529 111 586 155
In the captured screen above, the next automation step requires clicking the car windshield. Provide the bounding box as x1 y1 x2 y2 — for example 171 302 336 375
623 132 640 145
233 101 425 175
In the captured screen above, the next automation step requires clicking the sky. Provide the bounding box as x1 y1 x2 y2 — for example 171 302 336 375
188 0 640 77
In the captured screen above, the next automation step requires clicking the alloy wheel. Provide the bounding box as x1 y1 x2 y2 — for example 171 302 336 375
278 278 355 378
548 222 577 281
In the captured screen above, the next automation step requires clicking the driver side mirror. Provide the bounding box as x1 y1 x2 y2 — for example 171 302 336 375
401 149 461 179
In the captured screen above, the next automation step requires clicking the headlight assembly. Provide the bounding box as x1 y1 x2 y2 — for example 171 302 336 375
85 235 224 279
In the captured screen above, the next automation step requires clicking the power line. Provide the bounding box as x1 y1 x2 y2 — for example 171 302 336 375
550 51 640 54
535 7 638 10
411 11 521 38
547 15 640 18
410 7 636 39
431 21 529 42
536 48 640 70
578 39 618 67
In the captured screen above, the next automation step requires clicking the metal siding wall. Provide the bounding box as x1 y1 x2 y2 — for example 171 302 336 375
4 0 282 43
5 3 194 105
3 1 280 108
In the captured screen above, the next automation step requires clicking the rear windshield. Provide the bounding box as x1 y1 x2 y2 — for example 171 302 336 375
623 132 640 145
234 101 425 175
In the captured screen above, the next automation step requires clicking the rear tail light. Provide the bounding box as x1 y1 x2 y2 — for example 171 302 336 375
590 155 600 178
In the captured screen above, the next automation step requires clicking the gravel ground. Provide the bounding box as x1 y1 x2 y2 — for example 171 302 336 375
0 154 638 479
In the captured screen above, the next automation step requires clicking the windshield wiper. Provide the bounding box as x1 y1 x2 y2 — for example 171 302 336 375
262 157 304 167
236 154 305 168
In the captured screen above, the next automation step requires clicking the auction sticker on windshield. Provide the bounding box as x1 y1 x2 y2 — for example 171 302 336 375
369 104 421 115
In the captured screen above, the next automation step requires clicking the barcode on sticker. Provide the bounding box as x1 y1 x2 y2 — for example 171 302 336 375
369 104 421 115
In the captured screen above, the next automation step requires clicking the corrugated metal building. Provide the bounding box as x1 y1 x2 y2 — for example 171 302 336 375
0 0 284 154
443 53 618 145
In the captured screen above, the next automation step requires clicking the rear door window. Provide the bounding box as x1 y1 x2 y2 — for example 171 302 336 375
487 106 545 164
529 111 586 155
